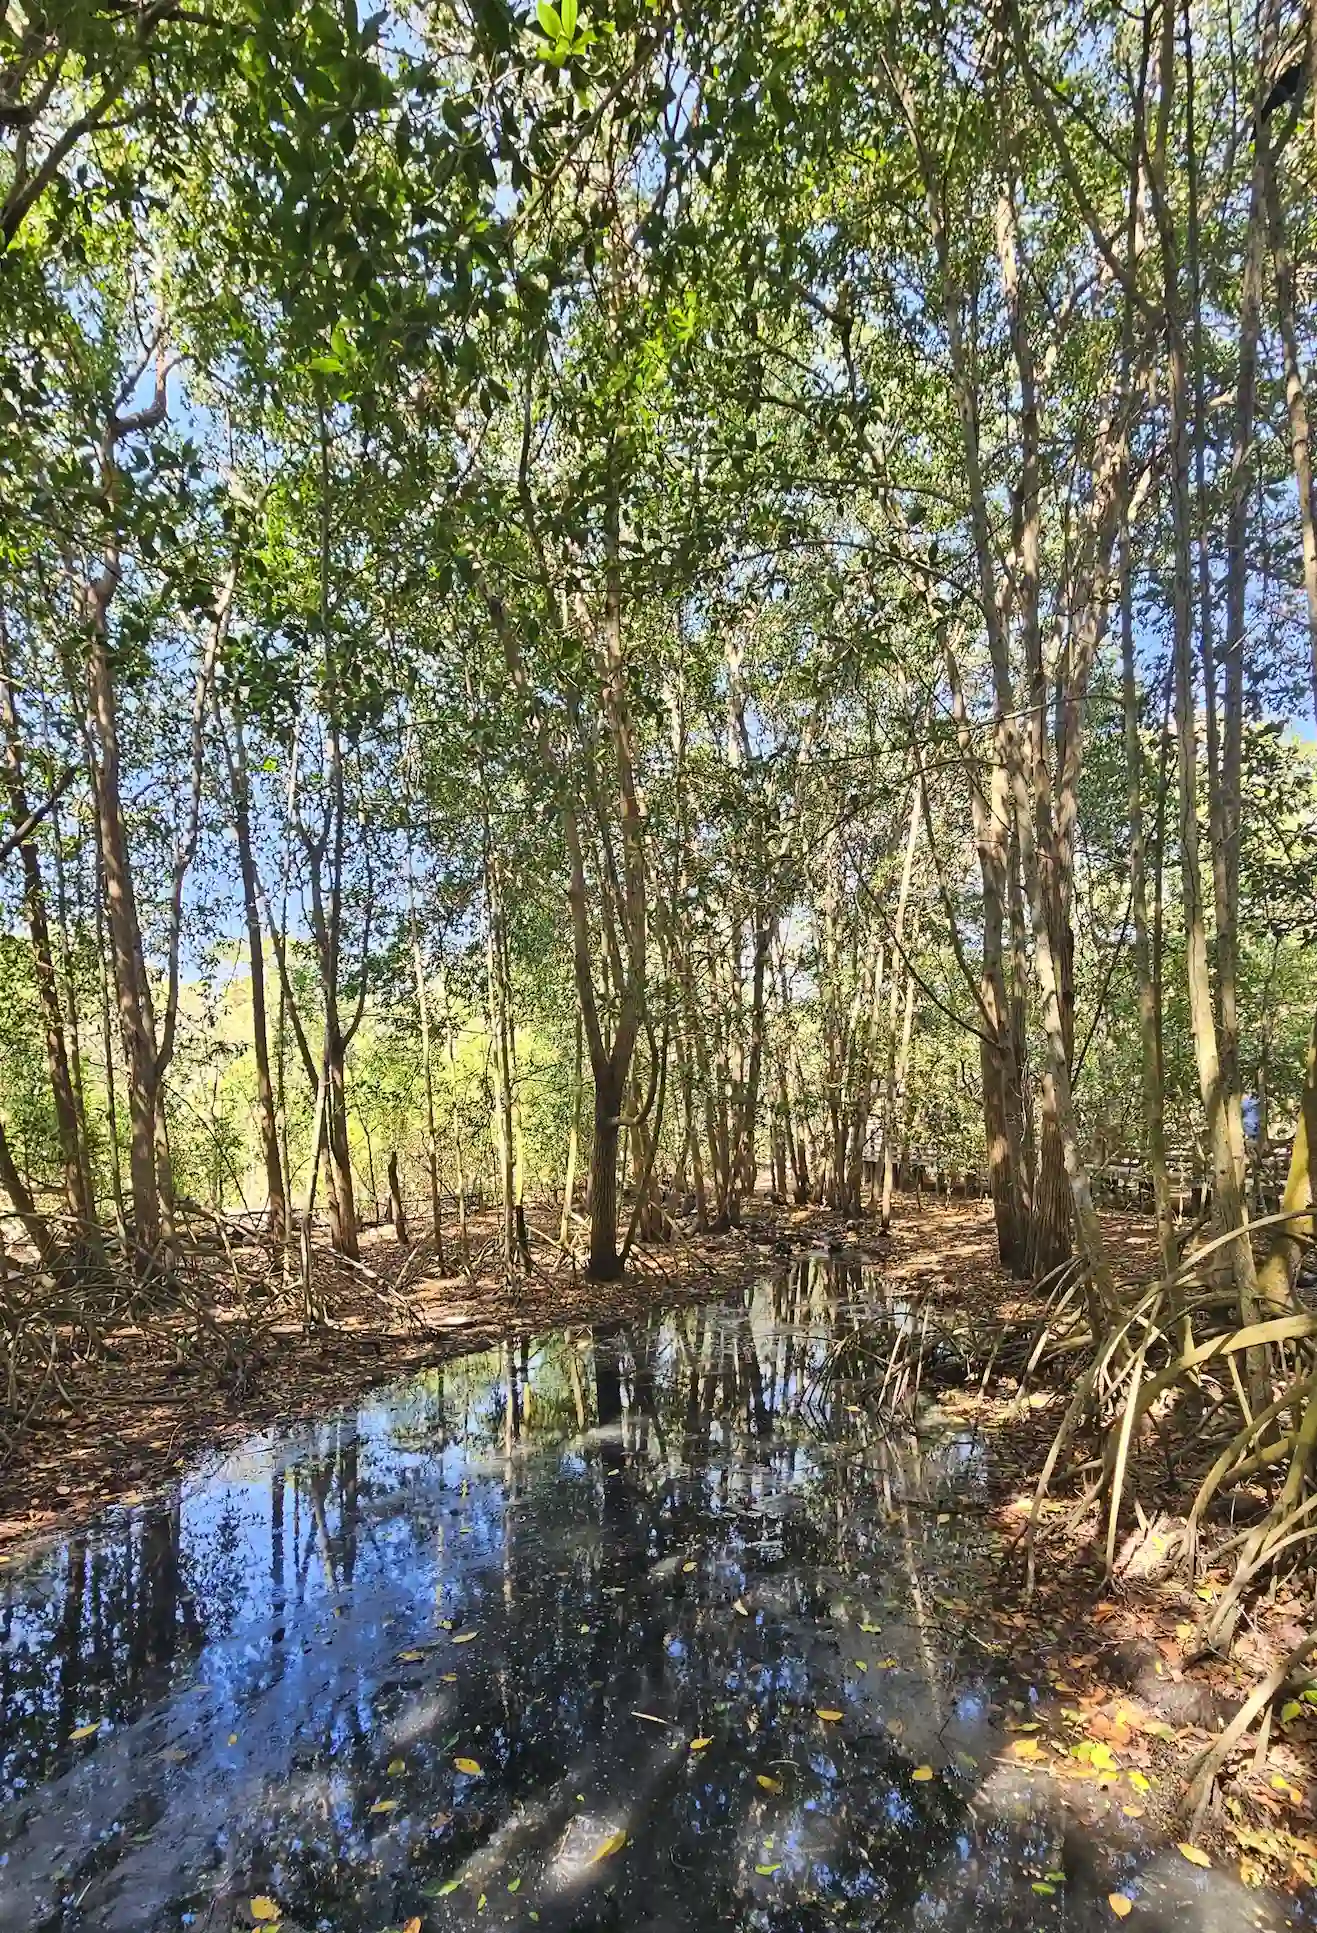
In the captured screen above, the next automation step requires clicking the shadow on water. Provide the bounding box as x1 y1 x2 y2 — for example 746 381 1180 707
0 1259 1298 1931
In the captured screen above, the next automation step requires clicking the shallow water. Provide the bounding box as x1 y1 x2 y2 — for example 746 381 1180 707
0 1263 1292 1930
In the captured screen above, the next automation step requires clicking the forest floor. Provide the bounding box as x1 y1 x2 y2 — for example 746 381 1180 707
1 1193 1314 1894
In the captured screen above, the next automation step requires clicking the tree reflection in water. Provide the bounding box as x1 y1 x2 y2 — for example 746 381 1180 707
0 1266 1286 1932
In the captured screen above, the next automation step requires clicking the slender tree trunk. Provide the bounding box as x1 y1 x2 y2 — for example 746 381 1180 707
406 852 443 1258
439 958 469 1261
589 1062 624 1280
387 1150 409 1247
1151 56 1263 1334
0 624 94 1233
485 845 516 1277
1261 112 1317 724
222 710 286 1245
881 966 918 1233
1120 511 1179 1294
1256 1009 1317 1305
86 622 161 1259
561 1011 583 1248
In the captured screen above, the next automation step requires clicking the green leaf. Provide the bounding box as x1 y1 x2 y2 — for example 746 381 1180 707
536 0 562 36
560 0 578 34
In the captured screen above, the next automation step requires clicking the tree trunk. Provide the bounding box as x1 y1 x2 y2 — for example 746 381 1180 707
1256 1008 1317 1305
1120 510 1179 1295
222 710 287 1246
87 620 161 1260
0 623 94 1233
881 968 918 1233
387 1150 409 1248
1262 111 1317 724
1153 71 1263 1334
588 1062 624 1280
561 1011 583 1248
324 1033 358 1260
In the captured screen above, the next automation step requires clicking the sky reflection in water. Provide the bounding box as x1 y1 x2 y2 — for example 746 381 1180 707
0 1262 1291 1931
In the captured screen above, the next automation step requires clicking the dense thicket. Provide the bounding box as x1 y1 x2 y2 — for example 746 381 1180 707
3 0 1317 1647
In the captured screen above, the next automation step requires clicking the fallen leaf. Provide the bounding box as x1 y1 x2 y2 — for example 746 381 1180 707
853 1660 868 1673
683 1561 697 1573
756 1774 783 1793
912 1765 935 1781
755 1862 782 1876
1123 1804 1145 1819
733 1599 750 1617
508 1878 522 1892
436 1879 460 1896
452 1631 477 1644
589 1827 627 1863
397 1650 424 1663
1031 1880 1056 1894
68 1721 101 1742
388 1757 406 1775
690 1737 713 1751
441 1672 458 1683
1178 1843 1211 1868
1108 1894 1133 1919
816 1708 844 1723
403 1920 422 1933
1010 1737 1041 1759
454 1757 482 1776
250 1898 281 1924
228 1733 239 1746
371 1797 399 1814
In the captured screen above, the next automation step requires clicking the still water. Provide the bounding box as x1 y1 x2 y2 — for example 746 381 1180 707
0 1264 1288 1930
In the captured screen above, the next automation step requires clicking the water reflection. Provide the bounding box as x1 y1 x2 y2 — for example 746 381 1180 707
0 1262 1291 1930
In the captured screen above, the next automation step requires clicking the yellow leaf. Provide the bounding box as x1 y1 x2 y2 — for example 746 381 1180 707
733 1599 750 1617
683 1561 697 1573
404 1919 422 1933
816 1708 844 1723
454 1757 482 1776
1178 1842 1211 1868
1109 1897 1133 1920
250 1898 281 1924
756 1774 783 1793
452 1631 477 1644
397 1650 424 1662
228 1733 239 1746
589 1827 627 1863
388 1757 406 1775
853 1661 868 1673
68 1721 101 1741
912 1765 934 1781
1010 1737 1041 1759
755 1862 782 1876
1128 1770 1151 1792
690 1737 713 1751
1123 1804 1145 1818
371 1798 399 1814
441 1672 458 1683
